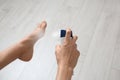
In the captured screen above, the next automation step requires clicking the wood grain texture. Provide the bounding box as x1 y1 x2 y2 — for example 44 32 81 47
0 0 120 80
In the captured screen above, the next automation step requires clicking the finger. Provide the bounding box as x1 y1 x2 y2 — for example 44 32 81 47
55 44 61 50
73 49 80 58
55 45 59 53
73 35 78 43
72 43 77 48
77 50 80 57
75 44 77 48
65 28 72 41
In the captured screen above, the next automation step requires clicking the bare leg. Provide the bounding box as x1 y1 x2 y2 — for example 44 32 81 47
0 21 47 69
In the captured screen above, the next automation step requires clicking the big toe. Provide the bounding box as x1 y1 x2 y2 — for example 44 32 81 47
38 21 47 31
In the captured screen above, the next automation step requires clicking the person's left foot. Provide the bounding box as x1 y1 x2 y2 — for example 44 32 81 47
18 21 47 61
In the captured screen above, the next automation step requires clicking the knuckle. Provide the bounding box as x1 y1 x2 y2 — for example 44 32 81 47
77 51 80 56
63 42 69 47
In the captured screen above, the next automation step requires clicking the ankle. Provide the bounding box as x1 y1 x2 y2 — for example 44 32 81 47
17 41 33 61
20 37 34 46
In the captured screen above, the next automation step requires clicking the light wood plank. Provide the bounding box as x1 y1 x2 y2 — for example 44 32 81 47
0 0 120 80
79 0 120 79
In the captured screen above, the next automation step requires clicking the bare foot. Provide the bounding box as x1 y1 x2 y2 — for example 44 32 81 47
18 21 47 61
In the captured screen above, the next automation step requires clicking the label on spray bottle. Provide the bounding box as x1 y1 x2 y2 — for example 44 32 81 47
52 29 73 44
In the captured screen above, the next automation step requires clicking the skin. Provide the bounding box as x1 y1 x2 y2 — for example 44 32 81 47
0 21 47 69
0 21 80 80
55 29 80 80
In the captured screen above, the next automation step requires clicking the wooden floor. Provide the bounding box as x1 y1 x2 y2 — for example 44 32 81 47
0 0 120 80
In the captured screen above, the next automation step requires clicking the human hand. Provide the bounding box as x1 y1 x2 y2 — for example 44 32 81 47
55 28 80 69
55 28 80 80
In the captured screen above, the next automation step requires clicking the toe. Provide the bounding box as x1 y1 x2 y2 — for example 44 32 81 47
38 21 47 31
